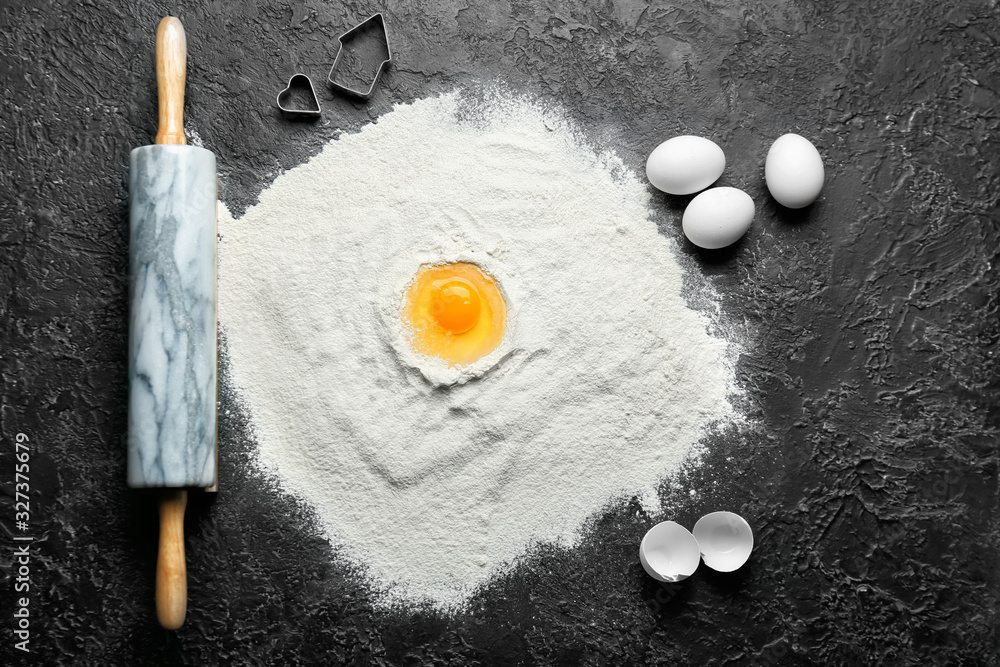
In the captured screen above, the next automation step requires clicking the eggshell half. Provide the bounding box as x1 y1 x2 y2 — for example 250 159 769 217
692 511 754 572
639 521 701 582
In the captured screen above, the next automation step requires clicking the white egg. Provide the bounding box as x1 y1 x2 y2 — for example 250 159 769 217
645 135 726 195
765 133 825 208
682 187 755 249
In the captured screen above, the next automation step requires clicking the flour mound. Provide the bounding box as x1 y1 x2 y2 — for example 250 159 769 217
219 89 736 608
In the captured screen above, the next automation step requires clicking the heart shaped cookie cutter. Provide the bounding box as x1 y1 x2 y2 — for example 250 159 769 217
327 13 392 100
276 73 321 119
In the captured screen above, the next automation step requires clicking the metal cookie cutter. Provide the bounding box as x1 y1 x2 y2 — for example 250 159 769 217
327 13 392 100
276 73 322 119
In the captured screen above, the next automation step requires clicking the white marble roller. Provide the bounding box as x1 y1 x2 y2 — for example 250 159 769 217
128 144 217 488
128 16 216 630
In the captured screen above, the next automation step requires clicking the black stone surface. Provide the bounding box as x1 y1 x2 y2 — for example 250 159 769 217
1 0 998 665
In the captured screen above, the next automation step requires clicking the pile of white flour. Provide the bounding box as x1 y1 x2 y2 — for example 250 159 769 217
219 90 736 608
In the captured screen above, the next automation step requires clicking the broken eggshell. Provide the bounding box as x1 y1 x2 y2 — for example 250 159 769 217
639 520 701 582
692 511 754 572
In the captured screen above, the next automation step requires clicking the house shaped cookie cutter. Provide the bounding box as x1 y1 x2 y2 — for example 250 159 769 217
327 13 392 100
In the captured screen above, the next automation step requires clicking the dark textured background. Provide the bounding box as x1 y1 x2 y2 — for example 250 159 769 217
1 0 998 665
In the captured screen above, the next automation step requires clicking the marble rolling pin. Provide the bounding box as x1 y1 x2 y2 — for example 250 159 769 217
127 16 217 630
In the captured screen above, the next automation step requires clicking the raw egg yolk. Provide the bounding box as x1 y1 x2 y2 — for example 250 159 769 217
429 279 481 334
401 263 506 366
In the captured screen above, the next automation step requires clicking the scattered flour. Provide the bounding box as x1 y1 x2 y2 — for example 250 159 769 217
218 89 737 608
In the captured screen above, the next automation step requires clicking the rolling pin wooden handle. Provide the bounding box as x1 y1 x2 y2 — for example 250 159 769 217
156 490 188 630
155 17 187 146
